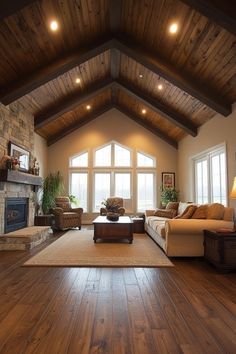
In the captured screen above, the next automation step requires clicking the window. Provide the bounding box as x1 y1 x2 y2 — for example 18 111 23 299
70 172 88 211
69 141 157 213
94 173 111 211
94 145 111 166
115 173 131 198
70 152 88 167
114 144 131 166
193 145 227 205
137 173 155 211
137 152 155 167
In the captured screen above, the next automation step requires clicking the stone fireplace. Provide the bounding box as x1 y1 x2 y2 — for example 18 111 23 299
0 169 43 235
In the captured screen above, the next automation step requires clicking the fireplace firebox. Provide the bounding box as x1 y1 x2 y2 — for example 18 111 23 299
5 198 28 233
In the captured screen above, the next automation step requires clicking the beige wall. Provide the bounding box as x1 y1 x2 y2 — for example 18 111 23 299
34 133 48 178
178 103 236 209
48 109 178 219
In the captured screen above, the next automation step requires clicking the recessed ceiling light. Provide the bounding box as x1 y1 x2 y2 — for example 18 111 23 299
157 84 163 90
50 20 59 31
86 105 91 110
141 109 146 114
139 74 143 78
75 78 81 84
169 23 178 34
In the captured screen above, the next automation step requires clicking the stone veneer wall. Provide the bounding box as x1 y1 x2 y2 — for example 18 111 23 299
0 102 36 234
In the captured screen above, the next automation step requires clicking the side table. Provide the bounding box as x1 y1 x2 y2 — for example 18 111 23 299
203 229 236 271
131 217 145 233
34 214 55 229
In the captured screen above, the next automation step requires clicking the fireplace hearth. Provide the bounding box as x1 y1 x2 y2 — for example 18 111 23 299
5 198 28 233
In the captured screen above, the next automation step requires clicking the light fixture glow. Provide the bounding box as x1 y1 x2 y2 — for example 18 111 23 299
157 84 163 90
141 109 146 114
86 105 91 110
50 20 59 31
75 78 81 84
139 74 143 78
169 23 178 34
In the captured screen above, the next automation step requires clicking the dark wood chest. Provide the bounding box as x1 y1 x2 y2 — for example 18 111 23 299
203 230 236 271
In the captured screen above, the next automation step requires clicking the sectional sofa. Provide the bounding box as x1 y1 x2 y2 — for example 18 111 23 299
145 202 234 257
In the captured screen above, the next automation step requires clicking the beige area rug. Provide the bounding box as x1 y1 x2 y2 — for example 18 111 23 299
23 230 173 267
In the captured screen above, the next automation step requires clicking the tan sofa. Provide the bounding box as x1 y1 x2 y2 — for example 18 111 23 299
145 202 234 257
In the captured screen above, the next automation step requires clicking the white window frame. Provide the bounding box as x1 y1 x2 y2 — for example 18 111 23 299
69 150 88 167
136 170 156 212
192 143 227 205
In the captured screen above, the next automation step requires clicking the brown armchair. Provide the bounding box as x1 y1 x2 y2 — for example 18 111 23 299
51 197 83 230
100 197 125 216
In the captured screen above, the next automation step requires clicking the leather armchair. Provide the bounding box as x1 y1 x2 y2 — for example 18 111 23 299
100 197 125 216
51 197 83 230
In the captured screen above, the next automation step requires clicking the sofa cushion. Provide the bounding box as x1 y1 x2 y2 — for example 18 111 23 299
177 205 197 219
207 203 225 220
154 209 177 218
166 202 179 211
191 205 208 219
178 202 192 215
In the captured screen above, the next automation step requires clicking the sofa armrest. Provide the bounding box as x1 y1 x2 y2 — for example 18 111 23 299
118 207 125 216
145 210 156 217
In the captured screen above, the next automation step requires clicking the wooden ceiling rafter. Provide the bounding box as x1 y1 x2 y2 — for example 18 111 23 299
47 103 114 146
34 77 114 129
0 0 37 21
0 35 232 118
114 79 198 136
180 0 236 36
0 36 114 106
114 104 178 149
109 0 122 34
113 36 232 117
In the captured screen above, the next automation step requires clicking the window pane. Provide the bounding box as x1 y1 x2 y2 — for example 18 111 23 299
137 152 154 167
95 145 111 166
71 173 88 211
71 152 88 167
195 160 208 204
137 173 154 211
211 152 226 205
94 173 110 211
114 144 131 166
115 173 131 198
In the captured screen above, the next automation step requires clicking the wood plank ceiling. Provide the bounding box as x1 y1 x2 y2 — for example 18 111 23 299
0 0 235 148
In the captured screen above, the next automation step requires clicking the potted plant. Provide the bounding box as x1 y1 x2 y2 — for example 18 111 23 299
41 171 64 214
160 185 179 207
69 194 80 208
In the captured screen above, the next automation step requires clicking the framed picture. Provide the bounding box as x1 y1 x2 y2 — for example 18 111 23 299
162 172 175 188
8 141 30 172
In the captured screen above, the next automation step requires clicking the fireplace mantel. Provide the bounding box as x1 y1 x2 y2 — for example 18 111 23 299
0 169 42 186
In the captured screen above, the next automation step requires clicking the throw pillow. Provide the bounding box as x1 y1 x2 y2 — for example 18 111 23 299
154 209 177 218
207 203 225 220
166 202 179 211
175 204 197 219
191 205 208 219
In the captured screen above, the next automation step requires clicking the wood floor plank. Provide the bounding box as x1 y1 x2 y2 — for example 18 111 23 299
0 230 235 354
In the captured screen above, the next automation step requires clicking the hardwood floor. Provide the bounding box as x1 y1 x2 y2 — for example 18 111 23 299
0 229 235 354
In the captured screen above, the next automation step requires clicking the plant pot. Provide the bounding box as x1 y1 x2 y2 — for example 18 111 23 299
106 212 119 221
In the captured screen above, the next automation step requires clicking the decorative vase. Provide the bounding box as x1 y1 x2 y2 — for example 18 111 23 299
106 212 119 221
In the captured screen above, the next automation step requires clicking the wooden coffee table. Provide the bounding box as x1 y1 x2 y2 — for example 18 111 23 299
93 216 133 243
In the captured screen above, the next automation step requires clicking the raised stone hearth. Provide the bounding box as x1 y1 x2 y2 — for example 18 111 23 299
0 226 52 250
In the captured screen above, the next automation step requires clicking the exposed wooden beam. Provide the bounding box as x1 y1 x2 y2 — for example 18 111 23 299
114 104 178 149
109 0 122 34
110 48 120 79
180 0 236 36
113 36 231 116
0 37 114 106
47 104 114 146
114 79 198 136
35 77 114 128
0 0 36 21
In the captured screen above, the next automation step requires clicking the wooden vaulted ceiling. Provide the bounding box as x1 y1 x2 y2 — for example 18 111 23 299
0 0 235 148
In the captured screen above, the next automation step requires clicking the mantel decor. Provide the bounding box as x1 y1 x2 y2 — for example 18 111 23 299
8 141 30 172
